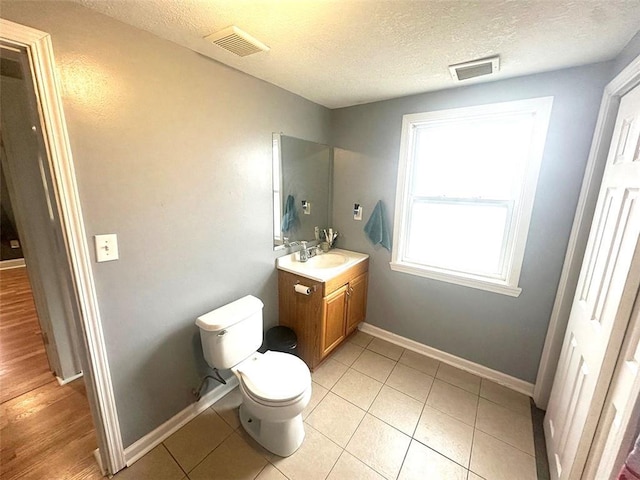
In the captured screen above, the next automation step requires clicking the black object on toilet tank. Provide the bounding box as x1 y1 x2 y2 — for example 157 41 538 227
265 326 298 356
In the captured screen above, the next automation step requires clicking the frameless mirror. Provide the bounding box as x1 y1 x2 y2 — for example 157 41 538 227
273 134 333 250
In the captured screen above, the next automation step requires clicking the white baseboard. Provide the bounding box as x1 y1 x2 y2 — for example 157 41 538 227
0 259 25 270
123 377 239 467
57 371 83 386
359 323 535 397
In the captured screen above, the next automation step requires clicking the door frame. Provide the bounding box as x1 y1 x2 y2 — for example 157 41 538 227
535 52 640 409
0 19 125 474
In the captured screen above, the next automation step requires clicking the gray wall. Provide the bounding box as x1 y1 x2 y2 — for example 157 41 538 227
330 63 612 383
612 30 640 79
1 1 330 447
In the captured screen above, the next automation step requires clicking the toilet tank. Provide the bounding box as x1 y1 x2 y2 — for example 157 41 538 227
196 295 264 369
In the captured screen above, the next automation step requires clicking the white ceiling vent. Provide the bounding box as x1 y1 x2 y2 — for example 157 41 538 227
204 26 270 57
449 56 500 82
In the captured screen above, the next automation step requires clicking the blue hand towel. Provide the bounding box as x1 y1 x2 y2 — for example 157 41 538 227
281 194 297 232
364 200 392 251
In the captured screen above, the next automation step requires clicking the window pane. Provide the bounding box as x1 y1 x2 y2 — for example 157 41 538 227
412 113 535 199
406 201 509 276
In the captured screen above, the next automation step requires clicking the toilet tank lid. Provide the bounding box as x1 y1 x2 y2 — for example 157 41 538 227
196 295 264 331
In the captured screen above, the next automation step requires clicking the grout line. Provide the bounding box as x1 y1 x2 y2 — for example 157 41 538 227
471 428 536 458
468 391 479 472
300 422 345 478
478 395 533 419
161 442 189 478
254 463 269 479
178 414 237 476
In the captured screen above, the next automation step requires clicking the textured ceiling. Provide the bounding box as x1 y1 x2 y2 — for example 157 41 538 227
72 0 640 109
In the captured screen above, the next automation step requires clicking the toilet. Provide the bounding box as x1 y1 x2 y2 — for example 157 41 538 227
196 295 311 457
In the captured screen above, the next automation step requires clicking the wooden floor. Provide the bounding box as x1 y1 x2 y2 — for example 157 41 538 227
0 266 52 404
0 266 103 479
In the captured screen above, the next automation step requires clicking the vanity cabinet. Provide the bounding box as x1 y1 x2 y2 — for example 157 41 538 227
278 258 369 370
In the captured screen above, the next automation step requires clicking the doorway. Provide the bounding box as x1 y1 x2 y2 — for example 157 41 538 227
0 42 102 479
0 19 125 476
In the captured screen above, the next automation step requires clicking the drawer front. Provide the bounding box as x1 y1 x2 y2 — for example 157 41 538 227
323 258 369 296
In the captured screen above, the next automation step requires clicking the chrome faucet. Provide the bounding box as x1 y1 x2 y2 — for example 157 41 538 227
298 241 319 262
299 241 309 262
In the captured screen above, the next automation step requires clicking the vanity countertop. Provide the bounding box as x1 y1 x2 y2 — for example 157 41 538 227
276 248 369 282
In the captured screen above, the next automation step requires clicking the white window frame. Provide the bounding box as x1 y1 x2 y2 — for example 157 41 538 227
390 97 554 297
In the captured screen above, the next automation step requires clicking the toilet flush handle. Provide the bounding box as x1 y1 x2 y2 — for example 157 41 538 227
218 330 227 336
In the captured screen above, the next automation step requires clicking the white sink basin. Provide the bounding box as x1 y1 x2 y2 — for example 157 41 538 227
305 252 348 269
276 248 369 282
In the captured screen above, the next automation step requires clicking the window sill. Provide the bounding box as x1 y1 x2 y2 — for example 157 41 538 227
389 261 522 297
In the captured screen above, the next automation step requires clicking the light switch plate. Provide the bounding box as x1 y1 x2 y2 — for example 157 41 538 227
95 234 119 262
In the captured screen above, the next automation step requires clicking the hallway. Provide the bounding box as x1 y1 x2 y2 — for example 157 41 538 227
0 266 102 479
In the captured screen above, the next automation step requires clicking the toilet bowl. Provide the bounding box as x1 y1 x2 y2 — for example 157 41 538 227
196 295 312 457
234 351 311 456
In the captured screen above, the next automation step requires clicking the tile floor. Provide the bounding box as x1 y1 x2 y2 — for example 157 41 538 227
113 332 540 480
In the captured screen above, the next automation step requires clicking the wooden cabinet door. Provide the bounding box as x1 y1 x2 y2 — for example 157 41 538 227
321 285 348 359
346 273 368 336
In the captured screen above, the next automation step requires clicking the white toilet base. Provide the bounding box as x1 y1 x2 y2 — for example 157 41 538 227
239 404 305 457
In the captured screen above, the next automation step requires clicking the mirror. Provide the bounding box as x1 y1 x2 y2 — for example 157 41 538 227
273 134 333 249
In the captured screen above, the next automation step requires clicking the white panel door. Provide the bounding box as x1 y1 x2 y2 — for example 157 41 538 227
544 83 640 480
584 299 640 479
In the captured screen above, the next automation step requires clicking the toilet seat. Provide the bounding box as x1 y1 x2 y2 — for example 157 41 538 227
236 351 311 406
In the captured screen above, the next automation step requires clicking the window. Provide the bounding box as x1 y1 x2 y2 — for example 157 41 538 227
391 97 553 297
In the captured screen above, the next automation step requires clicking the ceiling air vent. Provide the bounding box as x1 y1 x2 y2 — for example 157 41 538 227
204 26 270 57
449 56 500 82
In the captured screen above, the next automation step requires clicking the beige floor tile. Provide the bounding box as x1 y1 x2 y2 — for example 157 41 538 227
330 341 365 366
270 423 342 480
436 363 481 394
352 350 397 383
189 432 267 479
255 464 288 480
348 330 374 348
475 398 534 455
369 385 423 436
468 473 485 480
113 445 184 480
426 379 478 426
346 414 411 480
212 386 243 429
312 358 348 389
470 430 537 480
413 405 473 467
385 363 434 402
398 350 439 376
332 368 383 410
327 451 385 480
480 379 531 416
163 408 233 472
306 392 366 447
302 381 329 420
367 338 404 360
398 440 467 480
235 426 273 461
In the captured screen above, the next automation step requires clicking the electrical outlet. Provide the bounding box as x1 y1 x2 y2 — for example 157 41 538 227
354 204 363 221
95 234 119 262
